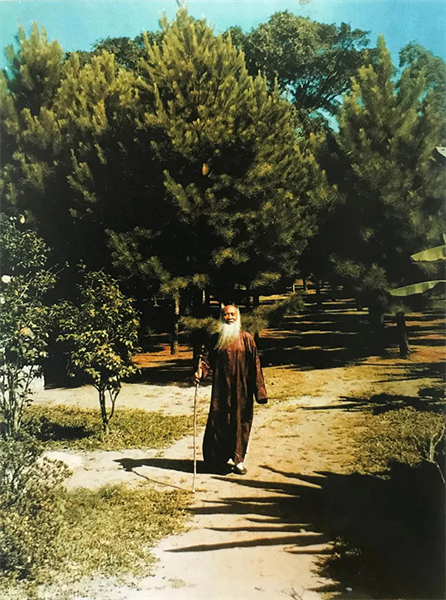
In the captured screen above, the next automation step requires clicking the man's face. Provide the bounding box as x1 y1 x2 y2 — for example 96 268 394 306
222 305 238 324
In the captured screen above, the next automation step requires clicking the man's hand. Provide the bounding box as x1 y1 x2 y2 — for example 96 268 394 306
193 368 202 385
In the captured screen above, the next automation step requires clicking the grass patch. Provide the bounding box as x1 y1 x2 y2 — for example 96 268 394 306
61 484 189 578
353 406 446 481
1 483 190 599
23 406 202 451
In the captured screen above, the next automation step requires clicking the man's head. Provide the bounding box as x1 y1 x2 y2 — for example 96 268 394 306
216 304 241 349
222 304 239 325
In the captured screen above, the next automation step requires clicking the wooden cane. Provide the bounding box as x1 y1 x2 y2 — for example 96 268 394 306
192 380 198 493
192 357 202 493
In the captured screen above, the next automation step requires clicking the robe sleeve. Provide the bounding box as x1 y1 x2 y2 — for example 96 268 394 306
198 337 213 380
247 334 268 404
199 345 211 379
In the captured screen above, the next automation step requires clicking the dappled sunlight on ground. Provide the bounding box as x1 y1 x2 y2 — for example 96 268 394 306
33 293 444 600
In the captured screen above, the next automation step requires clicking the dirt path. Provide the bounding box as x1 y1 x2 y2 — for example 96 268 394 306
34 369 370 600
32 304 444 599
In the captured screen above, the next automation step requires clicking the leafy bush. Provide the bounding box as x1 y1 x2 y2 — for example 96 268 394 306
24 405 200 450
0 435 71 582
0 216 56 437
56 270 140 435
0 423 192 593
355 407 446 481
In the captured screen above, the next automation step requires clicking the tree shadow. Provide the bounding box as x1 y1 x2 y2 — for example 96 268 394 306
301 390 446 414
123 297 445 382
130 360 194 385
25 414 92 441
258 297 445 371
258 306 395 370
172 463 445 599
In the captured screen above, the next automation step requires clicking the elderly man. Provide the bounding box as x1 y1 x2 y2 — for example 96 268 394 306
194 304 268 475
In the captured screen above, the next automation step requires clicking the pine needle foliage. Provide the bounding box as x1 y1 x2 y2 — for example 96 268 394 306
1 16 333 319
123 9 330 299
329 36 446 322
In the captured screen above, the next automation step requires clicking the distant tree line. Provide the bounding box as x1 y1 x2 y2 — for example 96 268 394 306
1 9 445 349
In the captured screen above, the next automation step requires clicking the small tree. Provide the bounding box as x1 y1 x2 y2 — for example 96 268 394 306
0 215 56 438
57 270 140 434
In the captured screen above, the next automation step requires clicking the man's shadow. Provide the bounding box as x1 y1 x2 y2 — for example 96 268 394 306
115 457 231 475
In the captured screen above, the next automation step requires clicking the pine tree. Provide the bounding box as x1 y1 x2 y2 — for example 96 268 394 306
129 10 328 296
330 36 445 326
4 23 64 116
102 10 334 352
1 15 334 351
1 27 141 281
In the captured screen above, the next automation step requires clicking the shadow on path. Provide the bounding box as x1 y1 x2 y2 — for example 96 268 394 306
116 457 231 475
163 463 445 599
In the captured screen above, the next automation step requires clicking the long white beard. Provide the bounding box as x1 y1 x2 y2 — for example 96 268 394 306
215 319 241 350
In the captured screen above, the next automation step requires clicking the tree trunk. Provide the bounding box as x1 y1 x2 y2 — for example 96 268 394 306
170 294 180 355
396 313 410 358
315 280 322 310
98 387 110 435
4 369 19 438
369 304 385 330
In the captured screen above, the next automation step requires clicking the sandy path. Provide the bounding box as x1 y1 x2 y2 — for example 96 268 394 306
34 369 364 600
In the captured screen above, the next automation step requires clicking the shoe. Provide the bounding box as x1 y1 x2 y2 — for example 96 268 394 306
233 463 247 475
215 463 232 475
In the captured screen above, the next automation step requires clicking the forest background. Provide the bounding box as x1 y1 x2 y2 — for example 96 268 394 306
1 0 446 349
0 1 446 597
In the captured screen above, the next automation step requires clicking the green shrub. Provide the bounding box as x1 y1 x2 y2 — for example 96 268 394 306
264 292 305 325
0 435 71 582
355 407 446 481
179 316 219 337
243 293 304 335
24 406 199 451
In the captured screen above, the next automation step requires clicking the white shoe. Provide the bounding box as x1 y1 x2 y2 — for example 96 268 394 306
234 462 247 475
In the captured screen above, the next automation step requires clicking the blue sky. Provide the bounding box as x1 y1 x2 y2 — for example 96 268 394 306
1 0 445 70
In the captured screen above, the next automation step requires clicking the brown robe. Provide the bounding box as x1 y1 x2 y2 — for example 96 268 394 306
200 330 267 466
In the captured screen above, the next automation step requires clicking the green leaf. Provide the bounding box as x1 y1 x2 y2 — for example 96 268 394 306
411 244 446 262
390 280 446 297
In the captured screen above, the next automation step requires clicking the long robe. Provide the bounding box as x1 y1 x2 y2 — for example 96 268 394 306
200 330 267 466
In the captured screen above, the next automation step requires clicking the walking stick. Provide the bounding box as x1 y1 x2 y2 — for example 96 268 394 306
192 357 201 494
192 380 198 493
